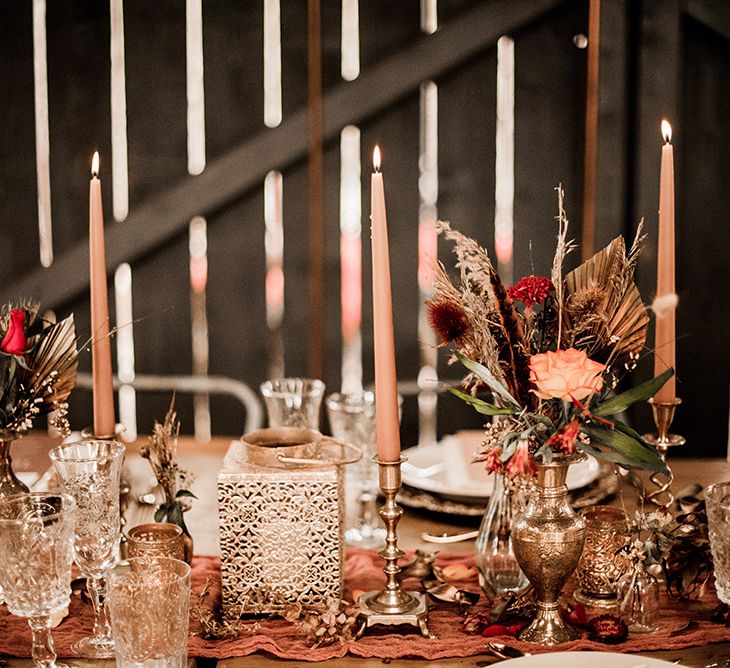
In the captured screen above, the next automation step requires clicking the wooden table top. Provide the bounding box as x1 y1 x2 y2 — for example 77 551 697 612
4 433 730 667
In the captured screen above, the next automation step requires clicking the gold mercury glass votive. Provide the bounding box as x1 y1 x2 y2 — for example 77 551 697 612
127 523 186 560
574 506 631 608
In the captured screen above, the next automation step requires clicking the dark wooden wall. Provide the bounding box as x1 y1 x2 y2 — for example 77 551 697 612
0 1 727 454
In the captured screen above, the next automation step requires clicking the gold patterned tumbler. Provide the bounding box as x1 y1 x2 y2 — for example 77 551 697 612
574 506 630 608
127 523 186 561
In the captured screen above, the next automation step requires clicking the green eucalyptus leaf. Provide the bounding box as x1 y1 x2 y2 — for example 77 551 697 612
454 352 520 407
448 387 517 415
154 505 167 523
175 489 198 499
593 368 674 417
582 426 669 474
577 441 641 469
167 502 184 529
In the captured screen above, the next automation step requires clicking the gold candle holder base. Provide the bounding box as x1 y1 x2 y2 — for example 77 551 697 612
354 457 433 639
643 398 685 508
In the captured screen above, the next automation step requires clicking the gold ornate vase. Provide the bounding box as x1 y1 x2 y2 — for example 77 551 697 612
0 432 29 499
512 454 587 645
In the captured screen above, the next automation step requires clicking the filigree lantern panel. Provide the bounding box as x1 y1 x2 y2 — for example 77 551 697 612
218 462 345 616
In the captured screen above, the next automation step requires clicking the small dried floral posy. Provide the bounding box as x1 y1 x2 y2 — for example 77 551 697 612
140 395 197 536
428 187 671 477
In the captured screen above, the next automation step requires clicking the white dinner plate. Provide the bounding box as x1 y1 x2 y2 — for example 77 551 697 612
498 651 684 667
401 431 601 503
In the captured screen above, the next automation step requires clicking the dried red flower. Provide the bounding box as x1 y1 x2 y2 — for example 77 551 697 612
565 602 588 627
508 276 555 309
588 614 629 644
480 623 522 638
0 309 27 356
483 447 503 474
546 419 581 455
427 299 470 344
506 441 536 478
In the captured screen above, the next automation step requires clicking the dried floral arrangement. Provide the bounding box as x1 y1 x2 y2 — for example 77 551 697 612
139 396 196 536
427 187 670 476
0 303 77 437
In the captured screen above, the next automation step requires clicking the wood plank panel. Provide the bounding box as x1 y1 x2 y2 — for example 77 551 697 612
1 0 566 310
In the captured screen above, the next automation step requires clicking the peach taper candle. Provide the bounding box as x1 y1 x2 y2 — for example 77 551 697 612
89 151 116 437
370 146 401 462
653 121 677 403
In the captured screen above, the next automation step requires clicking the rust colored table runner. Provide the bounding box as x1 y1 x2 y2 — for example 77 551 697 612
1 550 729 662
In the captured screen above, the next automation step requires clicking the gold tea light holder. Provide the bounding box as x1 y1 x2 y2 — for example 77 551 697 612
643 398 685 508
355 457 433 639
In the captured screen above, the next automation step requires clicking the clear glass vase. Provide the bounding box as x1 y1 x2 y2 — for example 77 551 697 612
617 559 660 633
475 471 528 595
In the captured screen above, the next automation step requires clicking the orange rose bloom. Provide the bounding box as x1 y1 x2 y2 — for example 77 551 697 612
529 348 605 402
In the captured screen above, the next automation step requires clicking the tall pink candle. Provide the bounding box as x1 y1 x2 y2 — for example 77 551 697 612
654 121 676 402
89 151 116 437
370 146 401 462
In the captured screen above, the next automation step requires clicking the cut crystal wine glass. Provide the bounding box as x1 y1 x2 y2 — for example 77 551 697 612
326 391 385 548
0 492 76 668
49 439 125 659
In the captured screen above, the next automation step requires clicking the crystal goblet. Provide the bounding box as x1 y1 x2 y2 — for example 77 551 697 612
49 439 125 659
326 391 385 548
261 377 325 429
0 492 76 668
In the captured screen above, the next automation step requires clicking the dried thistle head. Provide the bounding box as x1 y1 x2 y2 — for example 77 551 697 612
566 284 607 322
427 297 471 345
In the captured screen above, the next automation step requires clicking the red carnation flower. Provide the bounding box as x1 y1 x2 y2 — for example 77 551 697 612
427 299 470 344
0 309 27 356
507 276 555 309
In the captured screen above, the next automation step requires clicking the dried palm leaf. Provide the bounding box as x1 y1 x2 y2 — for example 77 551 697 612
18 314 78 411
564 234 648 365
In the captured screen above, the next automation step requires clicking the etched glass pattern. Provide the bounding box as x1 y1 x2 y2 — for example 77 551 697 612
326 391 384 548
50 440 124 576
0 492 76 668
50 439 125 658
108 557 191 668
707 481 730 604
0 493 76 617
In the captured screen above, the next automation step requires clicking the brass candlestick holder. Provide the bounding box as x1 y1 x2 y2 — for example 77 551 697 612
355 457 432 639
644 398 685 508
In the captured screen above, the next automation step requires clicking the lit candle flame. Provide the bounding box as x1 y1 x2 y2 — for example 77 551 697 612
91 151 100 177
661 120 672 144
373 145 381 172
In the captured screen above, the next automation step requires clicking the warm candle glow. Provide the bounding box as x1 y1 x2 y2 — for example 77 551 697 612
91 151 100 177
373 145 381 172
661 119 672 144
